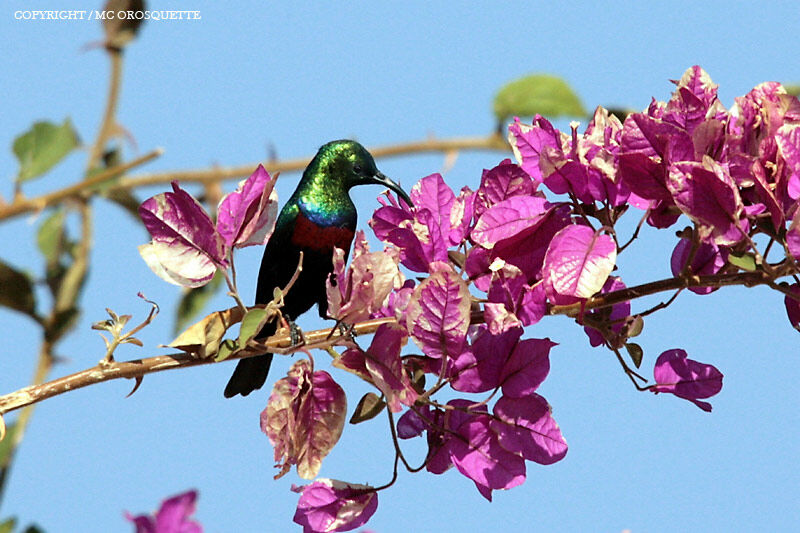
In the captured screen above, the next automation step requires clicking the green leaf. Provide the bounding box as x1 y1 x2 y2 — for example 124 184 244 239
175 271 223 334
0 518 16 533
494 74 586 124
36 209 66 267
728 252 757 272
215 338 240 362
627 315 644 338
0 260 36 318
23 525 45 533
13 119 80 183
784 84 800 97
350 392 385 424
624 342 644 368
238 308 270 346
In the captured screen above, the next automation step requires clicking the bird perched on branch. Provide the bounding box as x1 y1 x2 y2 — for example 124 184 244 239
224 140 412 398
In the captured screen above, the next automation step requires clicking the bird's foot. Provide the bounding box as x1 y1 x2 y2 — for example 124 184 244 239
326 319 356 340
277 314 306 349
338 321 355 338
288 319 305 348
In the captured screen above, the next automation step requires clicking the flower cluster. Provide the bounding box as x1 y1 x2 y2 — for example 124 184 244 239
510 66 800 307
137 66 800 532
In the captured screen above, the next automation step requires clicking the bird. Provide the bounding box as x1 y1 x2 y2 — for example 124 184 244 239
224 140 413 398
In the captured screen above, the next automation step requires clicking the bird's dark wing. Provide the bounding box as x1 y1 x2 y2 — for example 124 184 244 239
254 209 301 306
224 203 355 397
224 209 298 398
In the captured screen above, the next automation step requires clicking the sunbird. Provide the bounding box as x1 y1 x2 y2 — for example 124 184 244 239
224 140 412 397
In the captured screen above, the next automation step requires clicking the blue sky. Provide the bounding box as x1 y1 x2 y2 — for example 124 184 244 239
2 1 800 531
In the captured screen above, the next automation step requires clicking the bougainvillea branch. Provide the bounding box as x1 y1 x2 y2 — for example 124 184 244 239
0 316 398 417
0 136 507 223
550 267 798 318
116 134 508 188
1 255 792 422
5 63 800 533
0 258 787 419
0 149 162 221
86 47 123 171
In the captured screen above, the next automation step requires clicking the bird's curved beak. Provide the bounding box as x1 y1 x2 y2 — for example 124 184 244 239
371 171 413 208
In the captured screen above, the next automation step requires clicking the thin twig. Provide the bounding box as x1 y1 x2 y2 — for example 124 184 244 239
222 267 248 313
369 409 405 492
87 49 123 170
637 288 684 318
618 207 650 253
115 134 509 189
765 279 800 301
763 236 776 262
679 234 701 278
0 149 162 221
611 346 649 390
0 136 506 223
548 268 795 317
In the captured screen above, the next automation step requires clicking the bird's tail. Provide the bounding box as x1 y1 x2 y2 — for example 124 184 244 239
223 320 277 398
223 353 274 398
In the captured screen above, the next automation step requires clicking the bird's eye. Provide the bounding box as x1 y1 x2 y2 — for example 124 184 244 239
353 163 362 174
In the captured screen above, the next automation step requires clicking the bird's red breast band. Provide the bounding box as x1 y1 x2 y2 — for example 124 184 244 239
290 213 355 252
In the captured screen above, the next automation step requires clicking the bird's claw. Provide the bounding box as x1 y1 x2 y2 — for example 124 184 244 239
326 319 356 340
338 321 355 338
289 320 305 348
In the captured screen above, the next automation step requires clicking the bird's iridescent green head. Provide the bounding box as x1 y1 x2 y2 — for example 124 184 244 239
306 140 412 206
